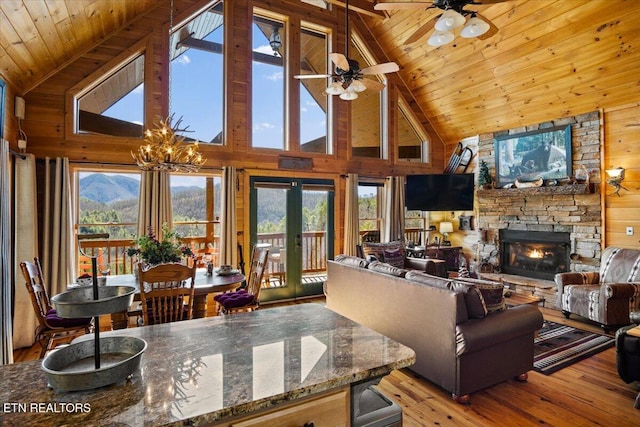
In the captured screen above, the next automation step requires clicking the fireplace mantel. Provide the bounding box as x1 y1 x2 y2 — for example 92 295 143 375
477 183 592 197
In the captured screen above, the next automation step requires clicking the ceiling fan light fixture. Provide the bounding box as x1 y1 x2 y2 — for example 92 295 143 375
339 91 358 101
325 81 345 95
460 16 490 38
428 31 454 47
350 79 367 93
434 9 465 32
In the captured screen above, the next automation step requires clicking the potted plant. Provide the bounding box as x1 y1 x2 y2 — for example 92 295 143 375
127 224 194 274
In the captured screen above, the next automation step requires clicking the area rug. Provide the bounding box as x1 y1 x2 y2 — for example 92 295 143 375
533 321 615 375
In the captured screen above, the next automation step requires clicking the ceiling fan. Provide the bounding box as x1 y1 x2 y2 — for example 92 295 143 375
294 0 399 100
374 0 507 46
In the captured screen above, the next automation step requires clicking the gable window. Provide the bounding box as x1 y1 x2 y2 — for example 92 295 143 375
398 96 429 163
170 1 224 144
350 34 387 159
76 54 145 138
252 10 287 150
299 23 331 154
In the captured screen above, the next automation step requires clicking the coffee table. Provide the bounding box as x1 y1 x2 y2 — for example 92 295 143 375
504 292 545 307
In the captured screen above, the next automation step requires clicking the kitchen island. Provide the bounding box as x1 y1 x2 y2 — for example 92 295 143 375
0 303 415 426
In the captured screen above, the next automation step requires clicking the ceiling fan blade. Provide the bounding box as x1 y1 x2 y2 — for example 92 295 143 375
476 13 498 40
329 53 350 71
374 2 432 10
360 62 399 75
294 74 332 79
360 78 385 92
404 15 438 45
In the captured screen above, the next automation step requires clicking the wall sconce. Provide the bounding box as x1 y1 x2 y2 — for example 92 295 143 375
605 167 627 196
439 221 453 246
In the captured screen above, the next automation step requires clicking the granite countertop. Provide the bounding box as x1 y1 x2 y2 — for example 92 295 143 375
1 304 415 426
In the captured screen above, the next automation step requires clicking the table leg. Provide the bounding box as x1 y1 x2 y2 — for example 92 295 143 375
193 294 208 318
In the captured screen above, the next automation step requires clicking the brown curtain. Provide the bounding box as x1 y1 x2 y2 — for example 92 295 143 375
220 166 237 266
343 173 360 256
383 176 406 242
137 170 173 239
41 157 75 297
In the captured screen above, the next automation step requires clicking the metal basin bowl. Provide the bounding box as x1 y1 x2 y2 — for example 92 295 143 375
51 286 135 318
42 336 147 391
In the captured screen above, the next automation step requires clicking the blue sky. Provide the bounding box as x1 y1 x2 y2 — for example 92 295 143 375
105 20 326 151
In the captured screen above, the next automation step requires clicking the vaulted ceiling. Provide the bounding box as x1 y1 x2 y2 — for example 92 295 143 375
1 0 638 143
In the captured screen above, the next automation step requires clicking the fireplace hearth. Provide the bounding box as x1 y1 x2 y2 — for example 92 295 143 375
500 230 570 280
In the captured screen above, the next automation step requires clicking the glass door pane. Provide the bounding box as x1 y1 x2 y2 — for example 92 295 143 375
251 178 333 302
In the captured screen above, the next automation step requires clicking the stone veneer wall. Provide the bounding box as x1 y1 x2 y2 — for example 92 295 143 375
476 111 602 276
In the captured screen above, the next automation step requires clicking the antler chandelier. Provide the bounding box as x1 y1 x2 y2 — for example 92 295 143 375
132 115 206 172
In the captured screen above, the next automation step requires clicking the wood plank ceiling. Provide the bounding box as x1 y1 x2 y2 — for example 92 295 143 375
1 0 639 144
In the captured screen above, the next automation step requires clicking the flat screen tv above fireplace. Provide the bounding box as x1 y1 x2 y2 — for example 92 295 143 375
405 174 475 211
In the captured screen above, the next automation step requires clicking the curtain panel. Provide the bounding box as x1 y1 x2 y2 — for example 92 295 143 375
12 153 38 349
1 141 14 363
137 170 173 239
383 176 406 243
343 173 360 256
220 166 238 267
41 158 75 297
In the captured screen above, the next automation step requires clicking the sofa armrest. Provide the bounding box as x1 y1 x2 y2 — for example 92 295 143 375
455 305 543 356
603 283 638 300
555 271 600 294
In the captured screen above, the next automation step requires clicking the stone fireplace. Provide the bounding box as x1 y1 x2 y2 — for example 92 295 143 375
471 112 603 308
500 230 570 281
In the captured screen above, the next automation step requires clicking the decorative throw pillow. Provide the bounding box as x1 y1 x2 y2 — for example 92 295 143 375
473 283 505 313
367 260 407 277
383 248 405 269
451 282 487 319
334 254 369 268
361 241 405 266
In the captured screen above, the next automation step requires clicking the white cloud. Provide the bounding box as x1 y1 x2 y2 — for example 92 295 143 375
254 122 276 132
177 55 191 65
301 107 308 113
254 45 275 55
265 71 283 81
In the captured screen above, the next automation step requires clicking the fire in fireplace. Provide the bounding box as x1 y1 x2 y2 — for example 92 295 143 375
499 230 570 280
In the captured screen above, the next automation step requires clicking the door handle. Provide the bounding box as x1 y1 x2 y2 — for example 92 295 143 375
295 234 302 247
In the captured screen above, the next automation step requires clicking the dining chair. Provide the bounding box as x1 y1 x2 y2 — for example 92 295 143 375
138 263 197 325
214 244 269 315
20 257 93 358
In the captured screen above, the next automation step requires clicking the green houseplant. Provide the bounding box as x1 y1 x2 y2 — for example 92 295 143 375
127 224 194 266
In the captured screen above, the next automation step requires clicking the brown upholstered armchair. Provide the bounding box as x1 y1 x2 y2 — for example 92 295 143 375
555 247 640 332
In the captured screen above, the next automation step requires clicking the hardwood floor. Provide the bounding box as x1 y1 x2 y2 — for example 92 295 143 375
12 300 640 426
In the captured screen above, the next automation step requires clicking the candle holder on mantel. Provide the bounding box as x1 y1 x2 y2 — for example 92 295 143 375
42 256 146 391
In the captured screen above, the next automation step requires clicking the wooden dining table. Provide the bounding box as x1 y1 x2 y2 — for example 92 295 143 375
100 268 245 329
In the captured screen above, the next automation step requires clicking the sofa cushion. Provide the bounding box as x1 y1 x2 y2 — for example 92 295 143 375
451 282 487 319
361 241 405 268
334 254 369 268
405 270 452 289
367 260 407 277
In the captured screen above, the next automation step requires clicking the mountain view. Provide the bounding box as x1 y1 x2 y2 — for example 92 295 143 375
78 173 214 239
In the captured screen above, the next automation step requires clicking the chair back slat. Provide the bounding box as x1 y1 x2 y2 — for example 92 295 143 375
247 245 269 299
20 258 51 328
138 263 196 326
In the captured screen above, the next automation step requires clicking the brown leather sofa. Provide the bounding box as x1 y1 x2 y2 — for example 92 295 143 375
325 257 543 403
555 247 640 332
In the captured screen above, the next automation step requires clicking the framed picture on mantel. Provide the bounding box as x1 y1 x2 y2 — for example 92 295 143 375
494 125 572 188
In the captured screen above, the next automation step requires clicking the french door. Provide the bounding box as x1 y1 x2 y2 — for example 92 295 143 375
250 177 334 302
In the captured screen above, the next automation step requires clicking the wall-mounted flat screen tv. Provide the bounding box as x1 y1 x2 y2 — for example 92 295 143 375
405 174 475 211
